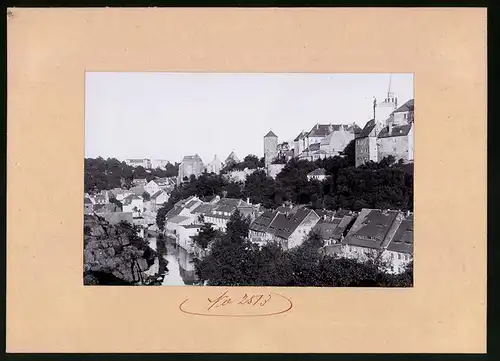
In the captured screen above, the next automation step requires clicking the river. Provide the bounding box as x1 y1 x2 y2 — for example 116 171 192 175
146 232 200 286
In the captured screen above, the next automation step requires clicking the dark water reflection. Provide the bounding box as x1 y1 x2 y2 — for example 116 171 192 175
146 233 200 286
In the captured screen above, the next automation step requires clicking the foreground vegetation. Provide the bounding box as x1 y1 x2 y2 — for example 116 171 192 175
194 210 413 287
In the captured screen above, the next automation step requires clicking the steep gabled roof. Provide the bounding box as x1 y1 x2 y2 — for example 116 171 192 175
225 151 240 163
331 215 355 240
293 131 307 141
264 130 278 138
249 210 279 233
377 124 412 138
357 119 377 139
269 208 317 240
192 203 216 215
150 190 165 200
393 99 414 113
386 218 414 254
342 209 401 249
312 220 341 240
307 124 333 138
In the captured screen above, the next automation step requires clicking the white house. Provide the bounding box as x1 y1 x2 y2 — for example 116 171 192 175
144 180 160 196
121 194 144 218
150 189 169 206
307 168 328 182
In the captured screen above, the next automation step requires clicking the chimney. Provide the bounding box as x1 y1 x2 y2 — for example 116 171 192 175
247 197 250 204
388 123 393 134
316 123 319 129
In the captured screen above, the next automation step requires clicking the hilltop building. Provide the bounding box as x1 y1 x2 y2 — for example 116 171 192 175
355 76 414 167
125 158 152 169
294 123 361 161
224 151 240 168
177 154 205 186
206 155 224 175
355 97 414 167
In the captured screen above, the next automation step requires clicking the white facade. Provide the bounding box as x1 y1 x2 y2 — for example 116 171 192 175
144 180 160 195
122 197 144 218
206 155 224 175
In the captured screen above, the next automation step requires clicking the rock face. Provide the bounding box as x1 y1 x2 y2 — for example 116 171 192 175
83 215 156 284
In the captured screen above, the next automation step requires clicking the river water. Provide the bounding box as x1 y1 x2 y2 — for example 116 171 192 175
146 232 200 286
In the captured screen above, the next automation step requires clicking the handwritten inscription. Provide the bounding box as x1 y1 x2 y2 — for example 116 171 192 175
179 290 292 317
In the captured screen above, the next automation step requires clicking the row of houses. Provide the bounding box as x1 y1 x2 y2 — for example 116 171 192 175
163 195 261 253
248 206 413 274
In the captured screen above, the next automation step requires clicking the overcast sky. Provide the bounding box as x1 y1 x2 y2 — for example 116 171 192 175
85 72 413 164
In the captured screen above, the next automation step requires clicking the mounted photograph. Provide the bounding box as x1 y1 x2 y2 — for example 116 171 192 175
84 72 414 287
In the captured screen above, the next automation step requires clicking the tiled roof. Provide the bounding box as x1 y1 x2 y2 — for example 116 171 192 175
185 200 200 209
312 221 341 240
342 209 401 249
308 168 327 176
150 190 165 199
386 218 414 254
167 215 191 224
294 131 307 141
357 119 377 138
264 130 278 138
377 124 412 138
182 224 202 229
225 151 240 163
249 210 279 233
303 142 321 153
393 99 414 113
349 124 363 135
192 203 216 215
269 208 317 240
307 124 333 138
331 215 355 240
166 206 183 218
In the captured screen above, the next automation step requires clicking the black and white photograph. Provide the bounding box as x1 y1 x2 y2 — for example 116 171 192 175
84 72 414 287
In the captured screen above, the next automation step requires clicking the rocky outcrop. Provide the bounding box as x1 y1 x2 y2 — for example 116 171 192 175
84 215 156 284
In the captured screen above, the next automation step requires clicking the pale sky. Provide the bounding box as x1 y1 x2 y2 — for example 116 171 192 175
85 72 413 164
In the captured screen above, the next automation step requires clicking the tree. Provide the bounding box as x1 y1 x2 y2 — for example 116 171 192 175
142 192 151 201
224 209 250 244
192 223 221 249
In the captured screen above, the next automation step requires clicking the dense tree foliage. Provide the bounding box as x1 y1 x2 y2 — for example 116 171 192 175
222 154 265 173
192 223 222 249
84 157 179 193
194 213 412 287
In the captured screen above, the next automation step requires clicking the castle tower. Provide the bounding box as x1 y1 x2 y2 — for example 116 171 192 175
264 130 279 168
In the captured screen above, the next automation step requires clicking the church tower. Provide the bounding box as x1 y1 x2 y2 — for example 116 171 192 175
374 74 398 126
264 130 279 168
